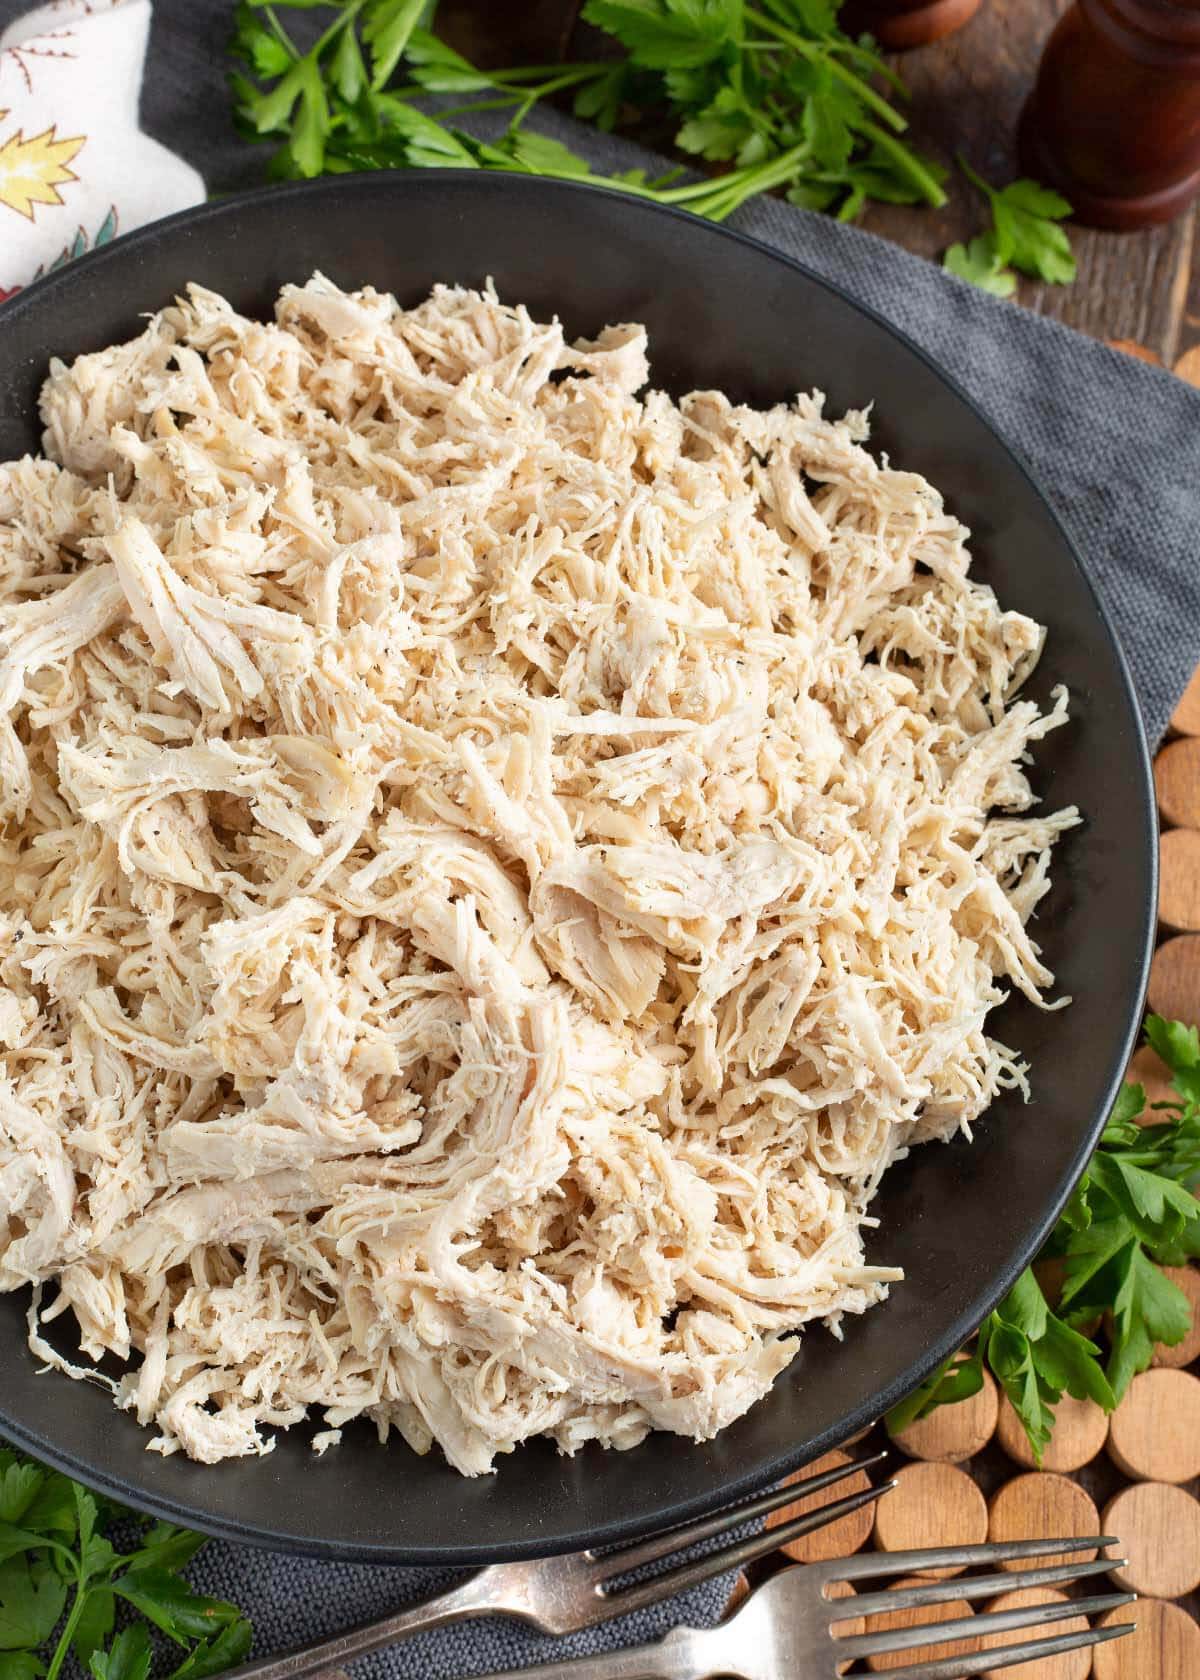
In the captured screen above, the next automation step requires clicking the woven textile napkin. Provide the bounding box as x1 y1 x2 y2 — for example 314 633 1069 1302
0 0 202 300
8 3 1200 1675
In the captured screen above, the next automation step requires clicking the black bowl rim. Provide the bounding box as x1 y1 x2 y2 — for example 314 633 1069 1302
0 170 1157 1561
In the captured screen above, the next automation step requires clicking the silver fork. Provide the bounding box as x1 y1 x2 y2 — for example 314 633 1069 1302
468 1538 1135 1679
221 1451 894 1680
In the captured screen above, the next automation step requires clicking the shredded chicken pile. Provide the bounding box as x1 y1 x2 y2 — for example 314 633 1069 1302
0 276 1077 1473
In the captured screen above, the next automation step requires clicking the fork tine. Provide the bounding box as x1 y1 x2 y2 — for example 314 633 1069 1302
600 1480 895 1616
843 1556 1123 1621
825 1533 1116 1582
838 1590 1134 1664
877 1621 1133 1680
594 1451 890 1580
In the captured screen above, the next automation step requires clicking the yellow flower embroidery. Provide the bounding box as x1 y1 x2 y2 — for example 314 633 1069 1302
0 108 85 221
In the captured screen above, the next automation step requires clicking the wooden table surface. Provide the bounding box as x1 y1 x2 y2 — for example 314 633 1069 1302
441 0 1200 368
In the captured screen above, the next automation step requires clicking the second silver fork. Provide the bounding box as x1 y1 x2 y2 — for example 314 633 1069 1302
220 1452 894 1680
467 1537 1136 1680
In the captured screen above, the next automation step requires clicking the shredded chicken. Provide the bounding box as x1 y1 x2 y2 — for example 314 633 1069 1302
0 276 1077 1473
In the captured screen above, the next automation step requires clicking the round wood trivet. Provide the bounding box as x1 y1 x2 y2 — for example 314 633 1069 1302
1158 831 1200 932
824 1579 864 1677
1107 1369 1200 1483
1102 1482 1200 1598
1156 737 1200 828
1150 1265 1200 1368
889 1369 998 1463
977 1587 1090 1680
995 1392 1107 1473
843 1424 876 1447
723 1571 750 1616
987 1473 1099 1571
1171 664 1200 736
764 1450 875 1562
1093 1598 1200 1680
1109 339 1162 365
873 1462 988 1578
1176 346 1200 388
1148 937 1200 1031
861 1576 979 1673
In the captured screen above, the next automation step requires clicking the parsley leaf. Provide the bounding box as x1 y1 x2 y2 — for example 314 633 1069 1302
990 178 1076 284
89 1626 152 1680
1108 1241 1192 1398
166 1617 254 1680
952 158 1077 288
1 1655 46 1680
0 1564 67 1653
113 1572 241 1648
580 0 739 69
943 233 1016 298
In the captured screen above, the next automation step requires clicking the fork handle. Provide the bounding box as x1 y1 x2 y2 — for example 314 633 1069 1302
217 1568 505 1680
463 1625 732 1680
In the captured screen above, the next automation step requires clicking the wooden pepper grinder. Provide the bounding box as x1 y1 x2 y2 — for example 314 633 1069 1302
840 0 982 49
1019 0 1200 228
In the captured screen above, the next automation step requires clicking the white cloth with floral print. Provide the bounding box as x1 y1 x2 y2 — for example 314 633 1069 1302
0 0 203 300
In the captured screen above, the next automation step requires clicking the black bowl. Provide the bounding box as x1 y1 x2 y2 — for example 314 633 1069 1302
0 172 1156 1563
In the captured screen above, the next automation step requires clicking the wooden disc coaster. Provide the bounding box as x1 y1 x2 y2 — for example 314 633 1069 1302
987 1473 1099 1571
977 1587 1090 1680
889 1370 998 1463
723 1571 750 1616
873 1462 988 1578
1126 1043 1179 1115
1103 1482 1200 1598
1158 830 1200 932
1093 1598 1200 1680
1156 737 1200 828
1152 1267 1200 1369
995 1392 1108 1472
764 1450 875 1562
1171 664 1200 736
824 1579 864 1677
860 1576 979 1674
1148 937 1200 1036
1107 1369 1200 1483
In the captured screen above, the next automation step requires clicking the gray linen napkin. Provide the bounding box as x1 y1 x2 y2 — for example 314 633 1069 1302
31 2 1200 1674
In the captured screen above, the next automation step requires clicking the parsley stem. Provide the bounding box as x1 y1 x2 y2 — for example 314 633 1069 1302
261 5 301 58
742 6 908 133
656 143 811 220
507 66 608 129
855 117 947 205
486 60 610 85
312 0 365 59
44 1575 90 1680
956 152 996 206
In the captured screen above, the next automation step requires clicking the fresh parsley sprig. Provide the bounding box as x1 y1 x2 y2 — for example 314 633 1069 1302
230 0 947 223
943 157 1076 296
887 1014 1200 1460
0 1447 249 1680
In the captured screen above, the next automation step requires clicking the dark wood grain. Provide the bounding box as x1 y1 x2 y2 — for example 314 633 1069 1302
447 0 1198 362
